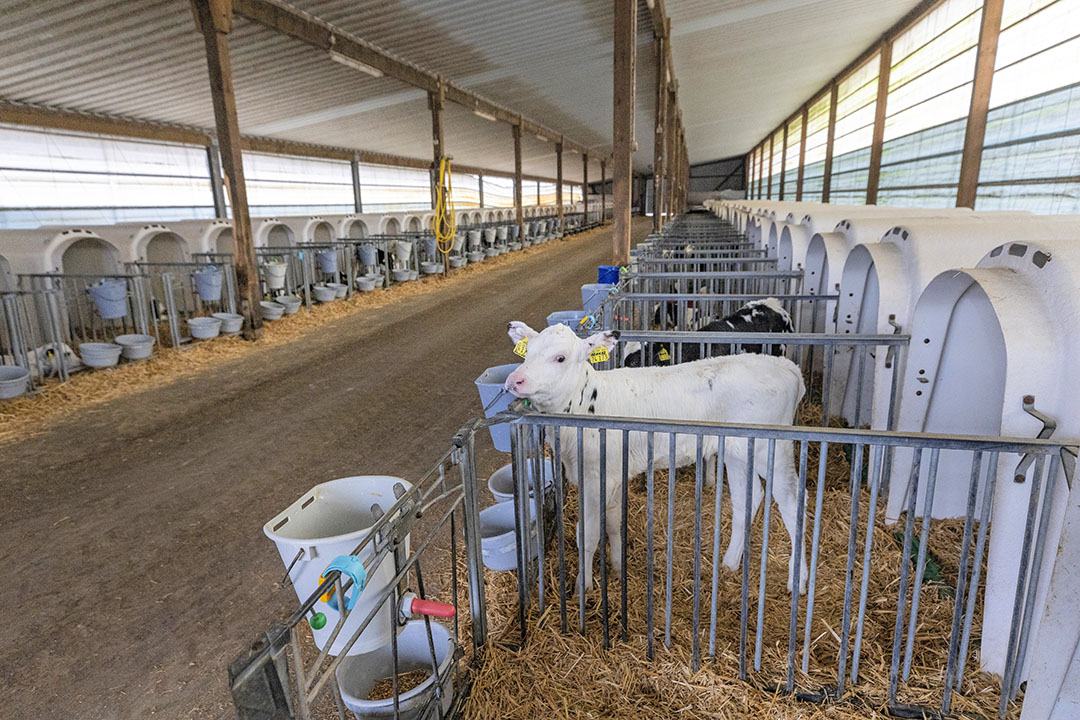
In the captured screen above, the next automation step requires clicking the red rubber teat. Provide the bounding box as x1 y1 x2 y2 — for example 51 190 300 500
410 598 456 618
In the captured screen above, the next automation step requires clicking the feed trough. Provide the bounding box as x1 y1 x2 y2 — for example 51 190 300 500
114 333 155 360
79 342 122 368
213 312 244 333
188 316 222 339
313 284 337 303
260 301 285 320
275 295 302 314
0 366 30 399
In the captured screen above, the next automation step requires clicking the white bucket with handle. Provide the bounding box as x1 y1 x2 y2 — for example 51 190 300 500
264 476 412 656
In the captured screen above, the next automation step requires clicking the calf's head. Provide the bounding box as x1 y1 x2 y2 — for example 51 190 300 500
504 321 619 410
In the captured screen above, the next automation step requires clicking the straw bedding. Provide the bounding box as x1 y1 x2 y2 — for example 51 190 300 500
462 425 1017 720
0 230 602 445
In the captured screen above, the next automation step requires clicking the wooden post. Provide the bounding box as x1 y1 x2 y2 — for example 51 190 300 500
779 123 788 200
600 160 607 224
957 0 1004 208
767 134 774 199
478 173 484 207
192 0 262 339
665 85 677 221
556 140 564 228
653 39 666 231
429 81 447 273
206 139 227 218
866 42 892 205
822 83 838 203
796 106 808 200
757 143 765 199
582 154 589 224
350 153 363 213
613 0 636 263
513 121 524 241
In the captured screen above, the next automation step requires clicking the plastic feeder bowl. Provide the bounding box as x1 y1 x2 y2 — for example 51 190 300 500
213 312 244 333
391 268 411 283
449 256 466 269
581 283 615 316
487 459 556 503
114 334 155 360
313 285 338 303
420 261 441 275
474 363 519 452
480 501 538 571
260 301 285 320
79 342 123 368
0 366 30 399
275 295 302 314
188 316 223 339
327 282 349 299
356 277 377 292
467 251 485 264
336 620 455 720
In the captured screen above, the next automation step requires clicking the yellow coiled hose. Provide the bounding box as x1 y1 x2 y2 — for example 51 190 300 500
434 156 456 255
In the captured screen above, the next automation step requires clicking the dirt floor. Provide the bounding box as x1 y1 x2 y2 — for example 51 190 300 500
0 218 653 720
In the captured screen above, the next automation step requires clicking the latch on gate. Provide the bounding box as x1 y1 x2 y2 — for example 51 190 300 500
1014 395 1057 483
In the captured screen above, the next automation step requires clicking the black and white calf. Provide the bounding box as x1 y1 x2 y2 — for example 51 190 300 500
504 321 808 596
626 297 794 367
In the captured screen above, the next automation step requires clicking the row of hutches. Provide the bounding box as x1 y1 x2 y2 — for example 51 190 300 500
701 199 1079 720
0 203 601 398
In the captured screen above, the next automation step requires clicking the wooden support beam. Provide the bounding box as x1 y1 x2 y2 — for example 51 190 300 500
653 38 666 231
612 0 636 264
778 123 789 200
757 144 765 199
796 106 808 201
351 154 363 213
556 141 564 226
0 100 210 146
600 160 607 224
957 0 1004 208
206 140 227 217
866 42 892 205
665 85 677 221
513 121 524 240
428 82 448 274
582 154 589 222
822 83 838 203
478 173 484 208
192 0 262 340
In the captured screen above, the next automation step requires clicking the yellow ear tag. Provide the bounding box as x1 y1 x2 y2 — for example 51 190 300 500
513 338 529 358
658 347 670 362
588 346 610 364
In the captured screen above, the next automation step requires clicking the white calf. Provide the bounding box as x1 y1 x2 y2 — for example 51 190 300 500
504 321 808 595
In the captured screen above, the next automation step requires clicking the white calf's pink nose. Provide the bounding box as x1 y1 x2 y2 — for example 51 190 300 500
505 370 526 391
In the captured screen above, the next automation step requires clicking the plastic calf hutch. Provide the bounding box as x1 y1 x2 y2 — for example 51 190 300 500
886 233 1080 686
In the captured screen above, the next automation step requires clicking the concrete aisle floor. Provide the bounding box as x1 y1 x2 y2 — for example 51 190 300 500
0 218 651 719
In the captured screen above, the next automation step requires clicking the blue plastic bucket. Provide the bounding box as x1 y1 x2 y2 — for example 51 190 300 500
317 250 338 274
597 265 620 284
358 244 378 266
581 283 614 316
474 363 519 452
546 310 587 328
192 268 224 302
87 280 128 319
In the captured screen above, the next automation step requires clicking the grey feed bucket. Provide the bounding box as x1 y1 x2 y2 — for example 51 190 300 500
0 366 30 399
87 280 127 320
474 363 518 452
192 268 224 302
358 244 379 266
317 250 339 274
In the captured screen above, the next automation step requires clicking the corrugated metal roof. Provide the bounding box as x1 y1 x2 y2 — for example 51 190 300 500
0 0 922 173
666 0 925 163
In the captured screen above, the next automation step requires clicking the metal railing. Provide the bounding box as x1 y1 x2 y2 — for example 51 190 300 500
18 272 154 346
1 287 71 387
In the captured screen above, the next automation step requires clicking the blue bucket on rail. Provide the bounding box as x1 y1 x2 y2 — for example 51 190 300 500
87 279 128 319
192 267 224 302
358 244 378 266
317 250 339 274
597 265 620 284
475 363 519 452
581 283 614 316
546 310 587 329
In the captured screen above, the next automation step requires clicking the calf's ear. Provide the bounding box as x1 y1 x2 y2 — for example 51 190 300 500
583 330 620 352
507 321 539 343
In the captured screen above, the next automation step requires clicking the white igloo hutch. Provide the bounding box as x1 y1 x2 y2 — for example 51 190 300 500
833 214 1049 430
883 228 1080 684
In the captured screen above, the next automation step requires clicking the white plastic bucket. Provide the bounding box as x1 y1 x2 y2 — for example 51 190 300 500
483 228 497 244
264 476 412 656
394 241 413 264
480 501 538 571
487 460 555 503
263 262 287 290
